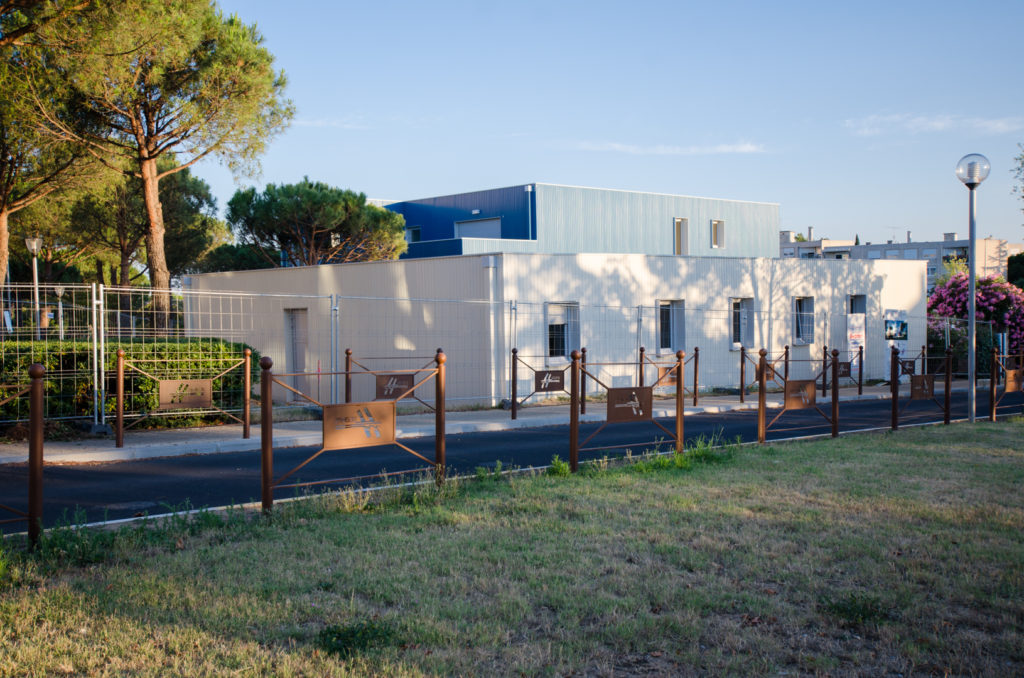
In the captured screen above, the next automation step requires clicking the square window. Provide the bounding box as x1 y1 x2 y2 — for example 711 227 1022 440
405 227 421 243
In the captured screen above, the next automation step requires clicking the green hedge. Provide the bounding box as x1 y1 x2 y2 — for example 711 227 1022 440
0 339 261 422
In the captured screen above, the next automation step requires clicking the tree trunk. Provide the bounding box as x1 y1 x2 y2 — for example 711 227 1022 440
140 157 171 332
0 210 9 331
94 259 104 285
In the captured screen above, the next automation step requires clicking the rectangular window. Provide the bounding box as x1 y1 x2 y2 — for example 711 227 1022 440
922 248 937 257
731 298 753 347
405 227 421 243
546 302 579 359
674 218 689 255
848 294 866 314
867 250 881 259
903 249 918 259
782 247 795 257
711 220 725 249
658 300 685 352
885 249 900 258
793 297 815 344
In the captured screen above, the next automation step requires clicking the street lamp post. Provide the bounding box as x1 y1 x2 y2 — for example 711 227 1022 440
955 154 990 423
24 236 43 341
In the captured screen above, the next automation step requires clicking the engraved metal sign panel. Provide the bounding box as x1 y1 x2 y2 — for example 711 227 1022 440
784 380 817 410
375 373 414 400
656 366 678 386
1006 369 1022 393
534 370 566 392
910 375 935 400
607 387 653 422
900 359 916 375
323 401 396 449
837 362 852 379
763 364 776 381
158 379 213 410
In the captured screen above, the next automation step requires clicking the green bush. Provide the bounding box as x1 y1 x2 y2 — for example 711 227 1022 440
0 338 260 421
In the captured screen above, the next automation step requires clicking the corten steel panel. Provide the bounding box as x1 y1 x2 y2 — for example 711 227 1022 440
837 362 852 378
1006 369 1022 392
911 375 935 400
607 387 653 422
657 365 677 386
901 360 916 375
158 379 213 410
764 364 776 381
784 380 816 410
376 374 415 399
323 402 396 449
534 370 565 392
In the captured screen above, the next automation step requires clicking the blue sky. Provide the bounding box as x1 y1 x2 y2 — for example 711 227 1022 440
198 0 1024 246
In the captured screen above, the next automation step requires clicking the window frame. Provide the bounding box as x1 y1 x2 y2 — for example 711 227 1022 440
730 297 753 349
545 302 580 361
657 299 685 354
793 296 815 345
711 220 725 249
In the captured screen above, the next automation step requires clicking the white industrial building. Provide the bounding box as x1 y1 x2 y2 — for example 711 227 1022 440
185 252 927 406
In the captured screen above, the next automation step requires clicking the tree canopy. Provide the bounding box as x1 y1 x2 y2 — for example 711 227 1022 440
227 179 407 268
33 0 292 325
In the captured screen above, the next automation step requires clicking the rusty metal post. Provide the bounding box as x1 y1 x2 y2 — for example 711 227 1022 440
739 346 746 403
890 346 899 431
831 349 839 438
944 348 952 425
692 347 699 407
675 350 684 454
858 345 864 396
638 346 645 387
344 348 353 403
569 349 580 473
989 347 997 422
115 349 125 448
757 349 767 444
435 349 446 484
260 357 273 513
510 347 518 420
27 363 44 550
580 347 587 415
821 345 828 397
784 345 790 382
243 348 251 439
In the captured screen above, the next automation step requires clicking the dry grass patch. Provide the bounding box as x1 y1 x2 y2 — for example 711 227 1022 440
1 422 1022 676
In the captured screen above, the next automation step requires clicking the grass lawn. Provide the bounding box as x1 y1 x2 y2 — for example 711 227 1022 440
1 421 1023 676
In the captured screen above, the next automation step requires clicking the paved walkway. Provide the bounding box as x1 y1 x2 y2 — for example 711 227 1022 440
0 384 917 466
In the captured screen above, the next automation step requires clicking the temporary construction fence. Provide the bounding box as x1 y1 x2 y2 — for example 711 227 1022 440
0 280 1006 426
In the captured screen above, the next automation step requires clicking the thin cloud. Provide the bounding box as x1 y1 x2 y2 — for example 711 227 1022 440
293 117 369 130
574 140 766 156
845 113 1024 137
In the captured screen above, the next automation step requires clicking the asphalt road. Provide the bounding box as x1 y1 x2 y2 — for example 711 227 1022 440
2 390 1022 533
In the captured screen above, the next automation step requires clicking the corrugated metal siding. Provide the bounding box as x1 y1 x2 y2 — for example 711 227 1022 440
388 185 532 242
533 184 778 257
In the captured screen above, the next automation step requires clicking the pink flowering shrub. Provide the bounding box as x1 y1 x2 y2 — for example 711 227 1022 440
928 273 1024 354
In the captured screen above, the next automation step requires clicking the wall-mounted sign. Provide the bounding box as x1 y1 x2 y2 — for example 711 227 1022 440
910 375 934 400
847 313 865 366
158 379 213 410
534 370 565 392
607 387 653 422
323 401 396 449
375 374 414 400
784 380 816 410
884 318 908 341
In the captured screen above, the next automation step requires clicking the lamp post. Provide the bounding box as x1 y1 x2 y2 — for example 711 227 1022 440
54 285 65 340
955 153 990 423
24 236 42 341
